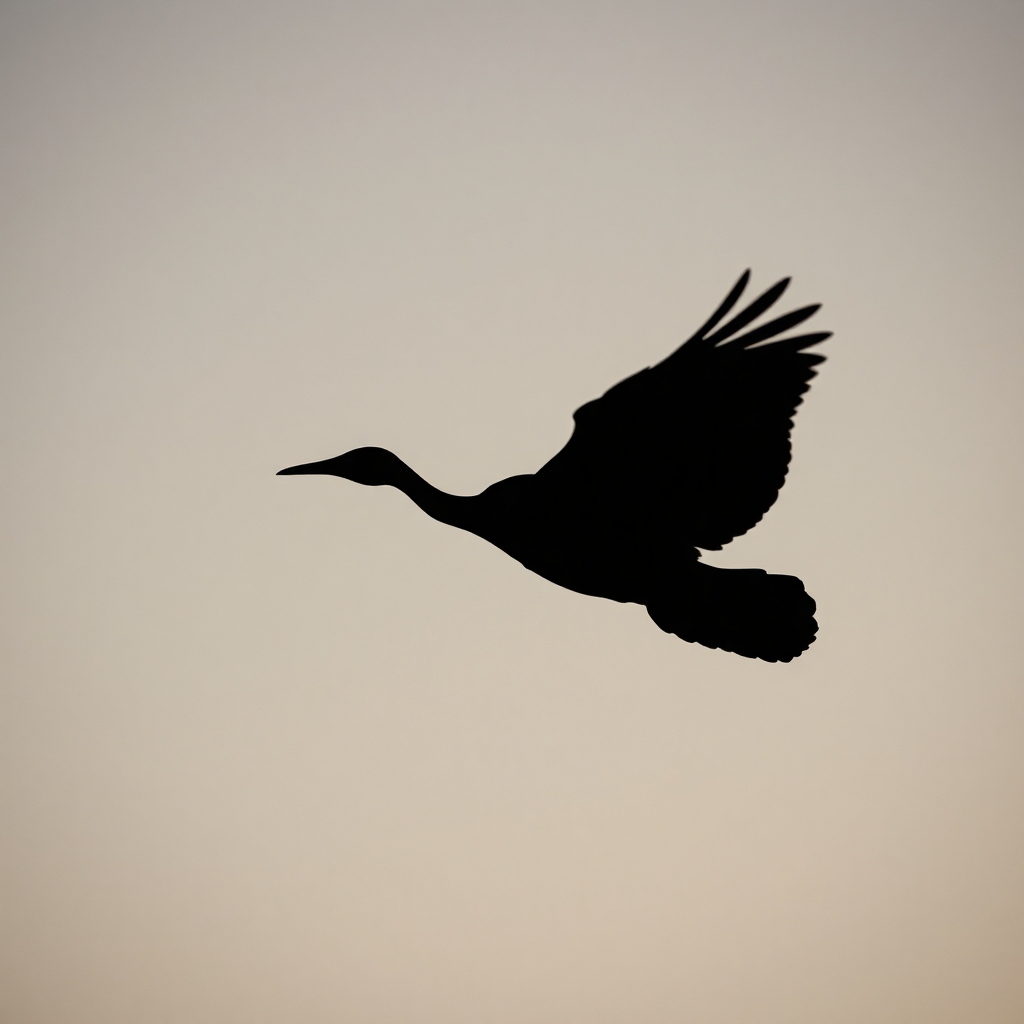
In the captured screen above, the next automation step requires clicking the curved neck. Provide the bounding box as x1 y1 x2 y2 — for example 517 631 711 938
388 460 478 532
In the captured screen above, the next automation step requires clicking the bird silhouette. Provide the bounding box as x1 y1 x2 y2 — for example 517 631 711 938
279 271 829 662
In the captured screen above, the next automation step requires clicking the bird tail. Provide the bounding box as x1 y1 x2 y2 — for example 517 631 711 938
646 562 818 662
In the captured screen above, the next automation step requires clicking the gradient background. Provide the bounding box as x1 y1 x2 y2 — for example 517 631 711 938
2 2 1022 1021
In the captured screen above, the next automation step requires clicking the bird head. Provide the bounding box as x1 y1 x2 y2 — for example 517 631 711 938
277 446 406 486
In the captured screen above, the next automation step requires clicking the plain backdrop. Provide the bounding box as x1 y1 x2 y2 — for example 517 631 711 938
1 2 1022 1022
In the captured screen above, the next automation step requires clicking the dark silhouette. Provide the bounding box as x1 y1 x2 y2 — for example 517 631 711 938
279 271 829 661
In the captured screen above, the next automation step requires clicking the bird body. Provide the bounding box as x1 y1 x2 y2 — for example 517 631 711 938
280 271 829 662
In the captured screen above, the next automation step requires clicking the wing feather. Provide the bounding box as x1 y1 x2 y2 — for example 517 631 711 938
720 304 821 348
702 277 791 345
685 268 751 341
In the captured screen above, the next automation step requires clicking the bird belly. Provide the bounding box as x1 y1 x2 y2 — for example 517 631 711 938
466 477 698 606
497 518 695 606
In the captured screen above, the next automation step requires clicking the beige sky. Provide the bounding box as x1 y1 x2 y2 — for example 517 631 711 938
1 2 1022 1022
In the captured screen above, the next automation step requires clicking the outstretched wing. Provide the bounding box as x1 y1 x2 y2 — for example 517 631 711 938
535 271 829 550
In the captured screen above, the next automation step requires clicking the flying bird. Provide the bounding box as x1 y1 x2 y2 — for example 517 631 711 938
279 271 829 661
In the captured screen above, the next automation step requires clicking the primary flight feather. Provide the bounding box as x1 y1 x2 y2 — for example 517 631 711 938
280 271 829 661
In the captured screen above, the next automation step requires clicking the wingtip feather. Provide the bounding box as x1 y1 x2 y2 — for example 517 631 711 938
686 270 752 344
704 277 792 346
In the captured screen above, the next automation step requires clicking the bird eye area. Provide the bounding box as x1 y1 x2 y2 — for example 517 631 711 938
277 446 403 485
331 447 402 485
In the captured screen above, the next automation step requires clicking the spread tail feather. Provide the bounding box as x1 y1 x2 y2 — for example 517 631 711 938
647 563 817 662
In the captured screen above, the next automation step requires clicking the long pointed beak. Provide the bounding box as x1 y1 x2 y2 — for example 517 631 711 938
277 458 339 476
